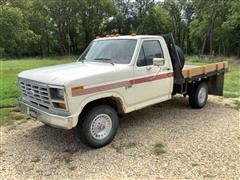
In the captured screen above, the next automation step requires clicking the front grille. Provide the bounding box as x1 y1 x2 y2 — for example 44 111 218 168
19 78 52 109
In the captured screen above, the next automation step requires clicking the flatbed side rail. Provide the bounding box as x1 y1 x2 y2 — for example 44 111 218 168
182 61 228 80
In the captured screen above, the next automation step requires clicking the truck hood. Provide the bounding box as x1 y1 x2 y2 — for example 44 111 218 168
18 62 127 86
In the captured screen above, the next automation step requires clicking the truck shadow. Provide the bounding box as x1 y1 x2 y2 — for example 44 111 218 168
21 96 219 153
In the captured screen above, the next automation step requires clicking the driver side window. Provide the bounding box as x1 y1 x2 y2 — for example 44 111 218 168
137 40 164 67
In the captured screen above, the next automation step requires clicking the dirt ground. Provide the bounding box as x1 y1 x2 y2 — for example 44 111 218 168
0 96 239 179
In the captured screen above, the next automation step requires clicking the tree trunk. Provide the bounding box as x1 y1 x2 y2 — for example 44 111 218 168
177 21 181 46
67 19 71 56
226 40 231 57
210 18 216 56
46 34 50 57
223 41 225 57
85 30 90 48
201 34 208 55
70 34 76 54
181 28 185 51
218 43 221 56
238 41 240 58
40 38 43 57
58 24 67 55
201 0 218 55
186 21 191 55
209 30 213 55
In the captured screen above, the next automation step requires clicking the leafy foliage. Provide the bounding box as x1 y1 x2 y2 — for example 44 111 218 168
0 0 239 57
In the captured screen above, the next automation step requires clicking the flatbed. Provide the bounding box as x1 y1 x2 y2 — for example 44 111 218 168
182 61 228 80
171 61 229 97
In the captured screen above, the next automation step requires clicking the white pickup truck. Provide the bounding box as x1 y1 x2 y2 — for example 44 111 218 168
18 34 228 148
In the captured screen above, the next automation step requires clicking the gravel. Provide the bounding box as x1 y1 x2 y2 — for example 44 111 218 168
0 96 239 179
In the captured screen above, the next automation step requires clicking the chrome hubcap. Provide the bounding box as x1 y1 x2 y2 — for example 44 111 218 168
198 87 207 104
90 114 112 140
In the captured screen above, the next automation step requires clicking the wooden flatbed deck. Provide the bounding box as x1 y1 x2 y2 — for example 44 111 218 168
182 61 228 79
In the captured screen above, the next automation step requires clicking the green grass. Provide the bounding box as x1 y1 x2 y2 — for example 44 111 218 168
0 56 239 126
66 163 77 171
153 143 166 155
0 57 74 125
234 100 240 110
0 107 30 125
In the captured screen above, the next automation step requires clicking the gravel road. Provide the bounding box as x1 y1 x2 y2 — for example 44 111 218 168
0 96 239 179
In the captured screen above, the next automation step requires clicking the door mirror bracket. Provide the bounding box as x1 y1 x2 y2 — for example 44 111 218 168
153 58 165 66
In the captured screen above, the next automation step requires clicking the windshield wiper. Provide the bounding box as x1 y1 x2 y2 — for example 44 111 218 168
76 57 85 63
93 58 112 61
93 58 115 65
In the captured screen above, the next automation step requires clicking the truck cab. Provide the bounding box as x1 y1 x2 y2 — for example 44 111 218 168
18 35 228 148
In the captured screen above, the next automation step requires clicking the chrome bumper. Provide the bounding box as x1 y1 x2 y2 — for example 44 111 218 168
19 100 78 130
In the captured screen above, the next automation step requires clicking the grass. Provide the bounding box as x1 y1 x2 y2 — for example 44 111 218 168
153 143 166 155
234 100 240 110
7 124 17 131
0 57 74 125
66 163 77 171
0 107 30 125
0 56 239 126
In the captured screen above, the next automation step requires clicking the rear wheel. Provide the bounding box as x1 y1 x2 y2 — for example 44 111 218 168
189 82 208 108
77 105 119 148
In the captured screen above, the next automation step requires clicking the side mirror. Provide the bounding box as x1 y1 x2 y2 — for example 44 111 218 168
153 58 165 66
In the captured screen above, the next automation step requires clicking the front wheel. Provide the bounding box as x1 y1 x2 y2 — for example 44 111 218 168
189 82 208 108
77 105 119 148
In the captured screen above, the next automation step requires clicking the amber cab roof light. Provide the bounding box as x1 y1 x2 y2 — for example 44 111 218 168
131 32 136 36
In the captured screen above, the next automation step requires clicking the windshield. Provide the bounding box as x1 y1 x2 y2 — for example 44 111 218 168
80 39 137 64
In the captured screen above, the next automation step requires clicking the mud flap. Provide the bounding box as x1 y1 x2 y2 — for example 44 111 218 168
207 73 224 96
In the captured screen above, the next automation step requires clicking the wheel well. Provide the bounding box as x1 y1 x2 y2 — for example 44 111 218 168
173 79 208 95
187 79 208 94
79 97 124 118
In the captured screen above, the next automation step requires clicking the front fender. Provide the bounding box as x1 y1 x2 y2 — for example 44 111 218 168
71 91 128 119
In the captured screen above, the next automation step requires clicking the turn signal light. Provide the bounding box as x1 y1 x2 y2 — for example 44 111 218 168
71 86 84 96
72 86 84 92
131 32 136 36
55 102 66 109
105 34 121 38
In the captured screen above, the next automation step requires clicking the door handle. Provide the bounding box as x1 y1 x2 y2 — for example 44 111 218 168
162 67 170 71
146 66 152 70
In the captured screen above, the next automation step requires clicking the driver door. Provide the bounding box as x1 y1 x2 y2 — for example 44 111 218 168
133 39 172 105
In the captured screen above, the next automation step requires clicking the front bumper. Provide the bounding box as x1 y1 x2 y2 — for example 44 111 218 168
19 100 78 129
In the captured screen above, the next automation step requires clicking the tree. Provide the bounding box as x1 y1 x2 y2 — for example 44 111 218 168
0 4 39 57
111 0 133 34
163 0 186 48
220 0 240 57
0 0 239 58
142 5 172 35
133 0 155 32
77 0 116 47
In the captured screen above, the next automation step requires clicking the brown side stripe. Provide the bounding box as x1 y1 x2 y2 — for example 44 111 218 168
129 72 173 85
72 72 173 96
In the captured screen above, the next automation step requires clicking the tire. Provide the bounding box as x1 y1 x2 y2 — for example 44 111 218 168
77 105 119 148
176 45 185 69
188 82 208 108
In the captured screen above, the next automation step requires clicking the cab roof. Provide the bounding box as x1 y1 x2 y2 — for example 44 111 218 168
94 35 163 41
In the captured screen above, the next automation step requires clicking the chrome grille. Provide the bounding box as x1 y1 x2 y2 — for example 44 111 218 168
19 78 52 109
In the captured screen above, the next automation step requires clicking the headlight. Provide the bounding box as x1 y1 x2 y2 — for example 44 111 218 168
56 89 64 99
50 87 67 110
50 88 65 100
